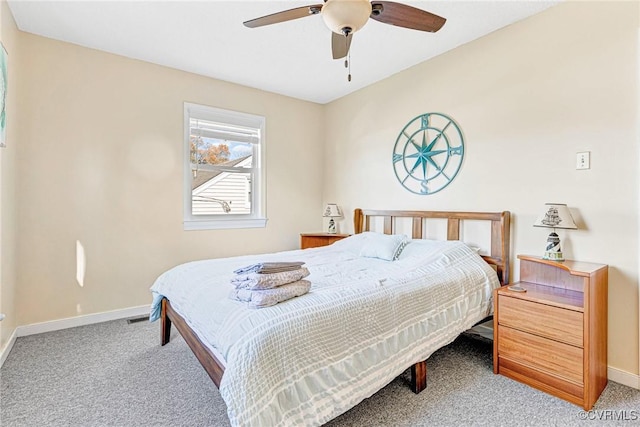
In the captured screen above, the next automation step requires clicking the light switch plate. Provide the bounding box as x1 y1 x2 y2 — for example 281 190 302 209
576 151 590 170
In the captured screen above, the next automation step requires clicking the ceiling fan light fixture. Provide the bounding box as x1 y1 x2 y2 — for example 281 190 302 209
321 0 372 35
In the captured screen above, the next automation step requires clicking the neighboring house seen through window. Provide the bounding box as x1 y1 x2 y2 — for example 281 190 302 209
184 103 266 230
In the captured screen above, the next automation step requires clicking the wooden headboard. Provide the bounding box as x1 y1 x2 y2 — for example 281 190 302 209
354 209 511 285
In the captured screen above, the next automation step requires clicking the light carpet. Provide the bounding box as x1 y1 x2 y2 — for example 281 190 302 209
1 319 639 426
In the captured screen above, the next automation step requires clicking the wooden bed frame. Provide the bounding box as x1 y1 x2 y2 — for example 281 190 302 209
160 209 511 395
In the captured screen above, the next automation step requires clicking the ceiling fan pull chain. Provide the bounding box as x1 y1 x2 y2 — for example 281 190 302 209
347 49 352 82
344 35 349 69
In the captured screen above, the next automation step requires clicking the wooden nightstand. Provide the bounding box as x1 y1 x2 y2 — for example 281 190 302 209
493 255 608 410
300 233 350 249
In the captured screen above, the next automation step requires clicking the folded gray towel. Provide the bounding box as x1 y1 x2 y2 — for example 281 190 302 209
229 280 312 309
231 267 310 290
233 262 305 275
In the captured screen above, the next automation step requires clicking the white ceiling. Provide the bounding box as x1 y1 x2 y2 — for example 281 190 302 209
8 0 560 104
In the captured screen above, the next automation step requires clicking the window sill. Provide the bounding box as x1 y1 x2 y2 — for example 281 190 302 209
184 217 268 231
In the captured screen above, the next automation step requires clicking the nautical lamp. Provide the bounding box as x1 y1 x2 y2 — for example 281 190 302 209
323 203 343 234
533 203 577 261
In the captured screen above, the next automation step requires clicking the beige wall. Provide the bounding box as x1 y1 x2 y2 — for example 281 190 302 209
0 0 19 354
324 1 639 375
14 33 325 324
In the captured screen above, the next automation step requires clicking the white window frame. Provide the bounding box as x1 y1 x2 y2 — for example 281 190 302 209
183 103 267 230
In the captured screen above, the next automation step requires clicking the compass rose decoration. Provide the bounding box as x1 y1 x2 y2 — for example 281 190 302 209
392 113 465 195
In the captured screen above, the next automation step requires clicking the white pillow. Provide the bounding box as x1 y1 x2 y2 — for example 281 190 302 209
396 239 482 261
357 232 409 261
396 238 442 259
329 232 370 253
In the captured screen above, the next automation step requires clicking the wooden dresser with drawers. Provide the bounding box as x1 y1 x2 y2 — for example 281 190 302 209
493 255 608 410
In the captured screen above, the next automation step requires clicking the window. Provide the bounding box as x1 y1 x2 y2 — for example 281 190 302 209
184 103 266 230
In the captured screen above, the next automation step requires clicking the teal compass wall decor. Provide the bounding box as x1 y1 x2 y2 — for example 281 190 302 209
392 113 464 195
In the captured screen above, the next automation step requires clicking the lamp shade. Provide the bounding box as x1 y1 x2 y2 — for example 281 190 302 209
533 203 577 230
533 203 577 261
323 203 343 218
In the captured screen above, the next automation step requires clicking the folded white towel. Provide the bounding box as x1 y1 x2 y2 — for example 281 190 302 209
231 267 310 290
229 280 312 309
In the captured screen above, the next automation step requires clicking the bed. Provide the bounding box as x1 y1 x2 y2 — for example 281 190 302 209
151 209 510 426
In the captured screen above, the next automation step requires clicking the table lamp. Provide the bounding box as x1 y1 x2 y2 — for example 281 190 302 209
533 203 577 261
323 203 343 234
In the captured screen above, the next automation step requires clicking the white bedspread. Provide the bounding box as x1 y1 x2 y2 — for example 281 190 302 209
150 239 500 427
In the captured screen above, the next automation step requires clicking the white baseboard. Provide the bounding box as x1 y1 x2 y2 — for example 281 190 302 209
16 305 150 337
608 366 640 389
0 328 17 369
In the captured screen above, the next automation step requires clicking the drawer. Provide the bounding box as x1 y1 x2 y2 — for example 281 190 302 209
498 357 584 401
498 295 583 347
498 326 584 384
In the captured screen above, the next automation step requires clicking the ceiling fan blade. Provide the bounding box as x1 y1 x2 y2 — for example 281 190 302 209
243 4 323 28
331 32 353 59
370 1 446 33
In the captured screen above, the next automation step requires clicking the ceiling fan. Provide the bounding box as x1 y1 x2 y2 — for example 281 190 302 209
243 0 446 60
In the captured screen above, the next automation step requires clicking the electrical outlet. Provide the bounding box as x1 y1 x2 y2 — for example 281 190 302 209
576 152 590 170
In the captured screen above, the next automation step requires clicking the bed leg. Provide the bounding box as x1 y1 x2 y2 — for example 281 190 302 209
411 360 427 394
161 298 172 346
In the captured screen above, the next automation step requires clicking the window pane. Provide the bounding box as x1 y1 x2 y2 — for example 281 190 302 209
190 117 257 166
190 134 254 169
192 171 251 216
190 138 232 165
